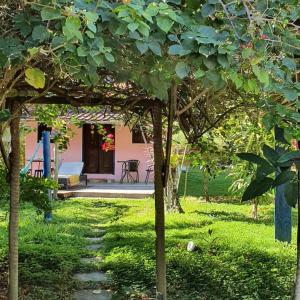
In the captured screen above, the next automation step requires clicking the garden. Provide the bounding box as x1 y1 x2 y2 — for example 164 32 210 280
0 193 297 299
2 0 300 299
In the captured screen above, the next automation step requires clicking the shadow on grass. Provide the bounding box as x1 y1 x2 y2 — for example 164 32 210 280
193 209 275 225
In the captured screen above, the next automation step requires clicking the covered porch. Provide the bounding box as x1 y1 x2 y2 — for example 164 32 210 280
57 182 155 199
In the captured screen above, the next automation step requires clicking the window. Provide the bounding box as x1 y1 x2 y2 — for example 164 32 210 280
37 123 52 142
132 127 151 144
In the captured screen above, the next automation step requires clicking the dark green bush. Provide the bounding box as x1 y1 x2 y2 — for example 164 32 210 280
0 166 57 213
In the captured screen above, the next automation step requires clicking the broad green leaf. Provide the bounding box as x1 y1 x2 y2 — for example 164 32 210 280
32 25 50 42
156 16 173 33
284 182 298 207
135 41 149 54
203 57 217 69
229 71 243 89
197 26 216 38
237 152 273 167
252 65 269 86
105 52 115 62
0 109 10 122
149 42 161 56
25 68 46 89
194 69 205 79
28 47 39 56
137 24 150 37
274 170 296 187
283 89 298 101
201 3 215 17
128 23 139 32
86 31 95 38
262 144 279 166
244 78 259 94
175 61 190 79
168 44 184 55
77 46 88 57
65 16 81 30
199 45 216 57
278 150 300 163
217 54 229 68
242 177 274 201
41 7 61 21
143 3 159 22
282 57 296 70
84 11 98 23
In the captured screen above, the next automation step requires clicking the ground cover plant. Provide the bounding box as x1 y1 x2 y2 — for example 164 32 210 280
0 197 296 299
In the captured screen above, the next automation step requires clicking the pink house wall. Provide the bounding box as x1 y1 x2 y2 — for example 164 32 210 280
24 121 154 182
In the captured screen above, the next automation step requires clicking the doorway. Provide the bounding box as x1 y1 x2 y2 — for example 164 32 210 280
82 124 115 174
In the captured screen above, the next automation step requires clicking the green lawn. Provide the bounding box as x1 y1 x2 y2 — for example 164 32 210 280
178 168 233 198
0 198 297 299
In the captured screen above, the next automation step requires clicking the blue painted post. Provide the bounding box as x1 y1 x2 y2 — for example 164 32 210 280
275 127 291 243
42 131 52 221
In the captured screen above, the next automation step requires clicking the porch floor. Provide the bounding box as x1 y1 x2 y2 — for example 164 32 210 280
57 183 154 199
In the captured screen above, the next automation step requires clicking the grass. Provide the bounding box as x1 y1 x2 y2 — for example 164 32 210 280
0 197 297 299
178 168 233 198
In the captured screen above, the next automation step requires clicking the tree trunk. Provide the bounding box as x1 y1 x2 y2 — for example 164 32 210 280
166 166 184 213
252 198 258 220
8 101 20 300
183 165 189 201
292 166 300 300
203 168 210 202
152 102 167 300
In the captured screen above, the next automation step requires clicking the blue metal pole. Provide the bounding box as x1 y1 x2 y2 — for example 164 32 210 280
42 131 52 221
274 126 291 243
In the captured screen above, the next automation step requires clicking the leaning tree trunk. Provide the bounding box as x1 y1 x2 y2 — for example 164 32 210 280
8 101 20 300
164 81 183 213
165 166 184 213
152 102 167 300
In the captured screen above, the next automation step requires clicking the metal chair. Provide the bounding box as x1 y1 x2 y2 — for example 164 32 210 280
145 164 154 184
120 160 140 183
34 169 43 177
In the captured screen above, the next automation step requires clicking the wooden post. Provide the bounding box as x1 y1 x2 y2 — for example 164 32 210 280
152 102 167 299
8 101 20 300
53 142 59 199
274 126 291 243
42 131 52 221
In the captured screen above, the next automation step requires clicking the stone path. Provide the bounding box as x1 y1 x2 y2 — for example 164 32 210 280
72 228 112 300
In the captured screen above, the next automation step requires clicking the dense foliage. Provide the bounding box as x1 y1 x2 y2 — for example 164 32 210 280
0 167 57 214
1 1 300 131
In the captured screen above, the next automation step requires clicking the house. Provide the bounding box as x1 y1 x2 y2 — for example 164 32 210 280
23 110 154 183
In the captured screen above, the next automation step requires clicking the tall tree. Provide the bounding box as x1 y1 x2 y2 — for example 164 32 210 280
1 1 300 299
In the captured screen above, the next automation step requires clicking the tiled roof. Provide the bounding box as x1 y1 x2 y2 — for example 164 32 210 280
22 107 123 124
64 111 122 124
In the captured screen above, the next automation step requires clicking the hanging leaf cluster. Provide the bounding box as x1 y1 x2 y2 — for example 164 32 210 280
237 145 300 207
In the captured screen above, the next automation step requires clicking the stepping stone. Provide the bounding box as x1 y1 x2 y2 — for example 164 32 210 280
86 244 103 251
73 289 112 300
73 272 108 282
86 237 103 243
80 257 103 264
91 228 106 235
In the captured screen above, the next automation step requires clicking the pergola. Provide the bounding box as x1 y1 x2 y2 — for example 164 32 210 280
4 72 245 299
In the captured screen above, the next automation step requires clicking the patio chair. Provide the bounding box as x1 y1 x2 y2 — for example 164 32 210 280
34 169 43 178
145 164 154 184
58 162 87 189
120 160 140 183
